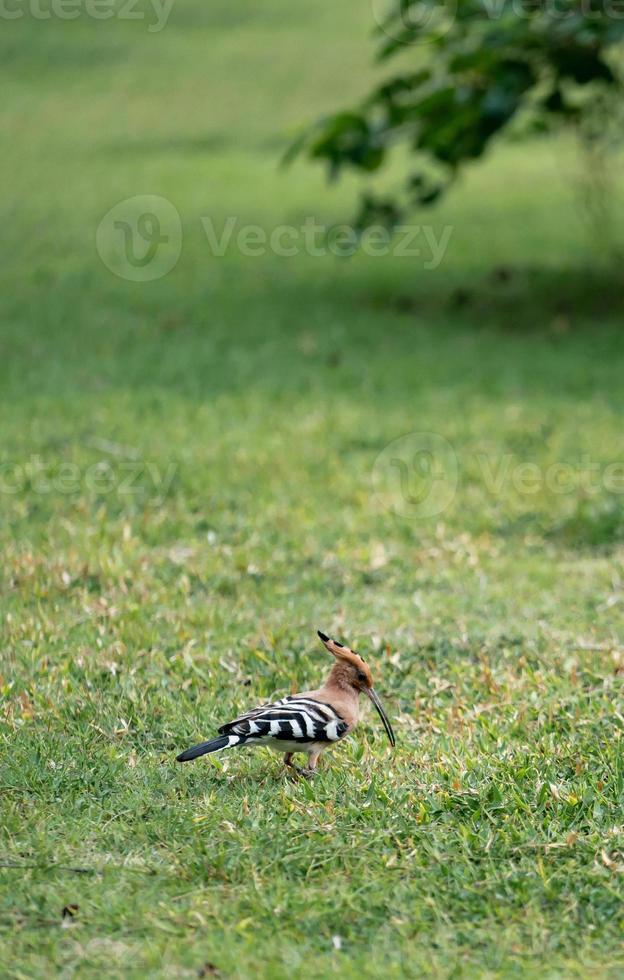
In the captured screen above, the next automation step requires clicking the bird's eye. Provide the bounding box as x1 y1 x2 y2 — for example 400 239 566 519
357 671 367 683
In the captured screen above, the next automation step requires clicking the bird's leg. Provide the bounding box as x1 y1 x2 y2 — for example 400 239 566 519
284 752 307 779
284 750 320 779
299 750 321 779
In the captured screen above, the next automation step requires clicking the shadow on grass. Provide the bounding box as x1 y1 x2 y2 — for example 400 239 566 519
381 264 624 330
7 261 624 421
547 500 624 550
176 763 301 795
496 502 624 553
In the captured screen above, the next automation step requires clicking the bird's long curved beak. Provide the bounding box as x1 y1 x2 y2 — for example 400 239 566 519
366 688 395 747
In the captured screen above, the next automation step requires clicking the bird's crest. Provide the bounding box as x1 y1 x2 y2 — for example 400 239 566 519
317 630 371 680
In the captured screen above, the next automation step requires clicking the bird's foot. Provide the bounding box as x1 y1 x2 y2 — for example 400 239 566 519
285 764 316 780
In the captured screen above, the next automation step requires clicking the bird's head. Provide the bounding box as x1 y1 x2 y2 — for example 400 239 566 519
317 630 395 747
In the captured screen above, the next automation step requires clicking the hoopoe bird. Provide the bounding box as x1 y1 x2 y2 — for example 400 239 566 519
176 630 395 775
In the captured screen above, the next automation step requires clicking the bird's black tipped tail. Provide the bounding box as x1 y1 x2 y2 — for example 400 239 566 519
176 734 240 763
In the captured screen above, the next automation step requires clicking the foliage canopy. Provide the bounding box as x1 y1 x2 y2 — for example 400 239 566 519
294 0 624 226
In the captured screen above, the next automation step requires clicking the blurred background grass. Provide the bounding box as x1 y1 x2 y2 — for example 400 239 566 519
1 2 624 978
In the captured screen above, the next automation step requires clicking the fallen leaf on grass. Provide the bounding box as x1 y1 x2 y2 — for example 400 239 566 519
19 693 34 719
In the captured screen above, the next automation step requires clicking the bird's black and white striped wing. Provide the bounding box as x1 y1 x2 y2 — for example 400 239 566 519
218 695 348 744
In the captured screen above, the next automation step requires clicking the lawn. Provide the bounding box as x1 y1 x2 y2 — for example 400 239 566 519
1 2 624 977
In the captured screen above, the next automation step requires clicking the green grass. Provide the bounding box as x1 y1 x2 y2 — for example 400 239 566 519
2 2 624 977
